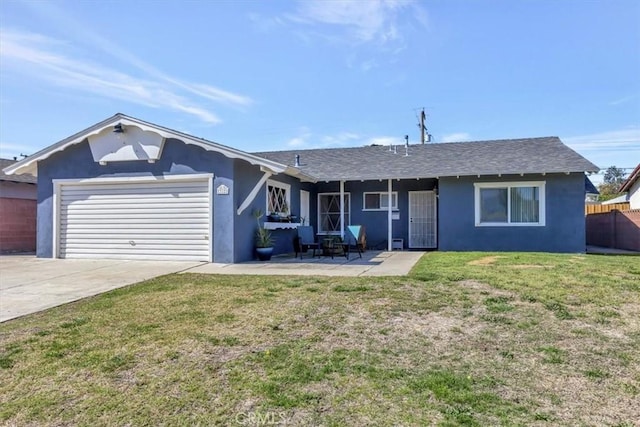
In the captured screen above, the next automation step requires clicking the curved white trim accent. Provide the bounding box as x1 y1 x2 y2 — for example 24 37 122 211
4 114 316 182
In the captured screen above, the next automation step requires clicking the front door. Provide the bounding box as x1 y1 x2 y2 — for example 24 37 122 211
409 191 437 248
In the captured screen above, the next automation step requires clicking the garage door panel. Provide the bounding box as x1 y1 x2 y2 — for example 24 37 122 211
61 181 206 192
61 193 208 203
62 253 208 261
60 218 209 226
63 201 208 210
61 208 209 217
61 221 209 230
59 178 211 261
61 238 208 247
61 230 209 244
60 245 209 253
61 212 209 221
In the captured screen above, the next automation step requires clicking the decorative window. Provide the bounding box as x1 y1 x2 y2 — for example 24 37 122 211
318 193 350 234
267 180 290 214
363 192 398 210
474 182 545 226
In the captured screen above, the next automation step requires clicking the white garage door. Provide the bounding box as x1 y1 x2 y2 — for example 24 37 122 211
57 176 211 261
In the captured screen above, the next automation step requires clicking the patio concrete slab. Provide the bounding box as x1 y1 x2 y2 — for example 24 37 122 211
185 250 425 277
0 256 203 322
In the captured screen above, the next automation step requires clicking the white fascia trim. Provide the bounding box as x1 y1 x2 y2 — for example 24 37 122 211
4 114 305 179
473 181 546 227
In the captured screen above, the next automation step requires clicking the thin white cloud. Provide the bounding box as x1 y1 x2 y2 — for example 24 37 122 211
562 128 640 152
286 127 313 147
609 94 637 106
0 29 222 124
441 133 472 143
285 0 426 46
19 1 253 110
285 129 367 149
0 27 253 124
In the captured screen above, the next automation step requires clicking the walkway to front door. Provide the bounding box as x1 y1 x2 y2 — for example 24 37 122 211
186 250 425 277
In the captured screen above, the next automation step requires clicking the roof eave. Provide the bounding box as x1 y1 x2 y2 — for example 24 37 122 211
619 164 640 192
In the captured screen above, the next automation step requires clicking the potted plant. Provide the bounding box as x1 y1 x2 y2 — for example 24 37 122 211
253 209 274 261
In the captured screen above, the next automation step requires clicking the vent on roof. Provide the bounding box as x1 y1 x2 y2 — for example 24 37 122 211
295 154 300 167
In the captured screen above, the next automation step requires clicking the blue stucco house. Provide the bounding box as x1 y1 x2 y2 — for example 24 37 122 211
3 113 599 262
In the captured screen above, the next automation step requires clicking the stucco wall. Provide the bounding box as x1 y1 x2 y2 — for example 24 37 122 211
438 173 586 252
36 138 236 262
233 160 316 261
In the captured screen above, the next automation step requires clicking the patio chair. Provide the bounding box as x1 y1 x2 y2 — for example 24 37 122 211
296 226 321 259
344 225 366 260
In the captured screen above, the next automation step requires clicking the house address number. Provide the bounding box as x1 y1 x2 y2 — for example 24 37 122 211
216 184 229 195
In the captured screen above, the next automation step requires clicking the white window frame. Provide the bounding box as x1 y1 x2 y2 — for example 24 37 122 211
362 191 398 211
266 179 290 215
317 192 351 235
474 181 546 227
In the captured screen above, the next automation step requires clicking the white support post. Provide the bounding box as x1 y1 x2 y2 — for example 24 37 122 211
340 180 345 239
236 171 273 215
388 178 392 251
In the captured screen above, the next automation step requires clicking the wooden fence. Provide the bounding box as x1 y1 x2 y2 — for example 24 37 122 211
585 209 640 251
585 203 630 215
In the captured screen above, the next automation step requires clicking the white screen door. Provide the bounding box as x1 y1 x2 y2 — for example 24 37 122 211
409 191 437 248
300 190 310 225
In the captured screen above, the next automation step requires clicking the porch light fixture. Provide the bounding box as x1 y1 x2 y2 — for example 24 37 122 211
113 123 124 133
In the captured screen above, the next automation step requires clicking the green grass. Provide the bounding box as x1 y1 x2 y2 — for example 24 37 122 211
1 252 639 426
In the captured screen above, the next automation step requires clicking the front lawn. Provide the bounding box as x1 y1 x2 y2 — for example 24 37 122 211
1 252 638 426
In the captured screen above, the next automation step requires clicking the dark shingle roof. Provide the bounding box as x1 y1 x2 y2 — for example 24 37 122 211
585 176 599 194
254 137 598 181
0 159 37 184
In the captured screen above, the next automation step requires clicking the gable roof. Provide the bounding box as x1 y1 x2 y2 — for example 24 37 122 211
3 114 315 182
585 175 599 195
0 158 37 184
619 163 640 192
255 137 599 181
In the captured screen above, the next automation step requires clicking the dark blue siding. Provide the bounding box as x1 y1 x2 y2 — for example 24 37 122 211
232 160 316 261
438 173 586 252
315 179 437 250
37 138 237 262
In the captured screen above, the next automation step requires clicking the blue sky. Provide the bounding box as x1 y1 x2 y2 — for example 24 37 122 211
1 0 638 184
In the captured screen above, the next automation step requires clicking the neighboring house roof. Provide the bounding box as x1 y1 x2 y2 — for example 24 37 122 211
0 158 37 184
255 137 599 181
602 194 630 205
619 163 640 193
3 114 316 182
585 176 599 195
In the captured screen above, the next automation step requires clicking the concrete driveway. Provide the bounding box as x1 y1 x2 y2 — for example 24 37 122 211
0 256 204 322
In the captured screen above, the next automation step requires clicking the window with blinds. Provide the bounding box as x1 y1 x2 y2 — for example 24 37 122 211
474 182 545 226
